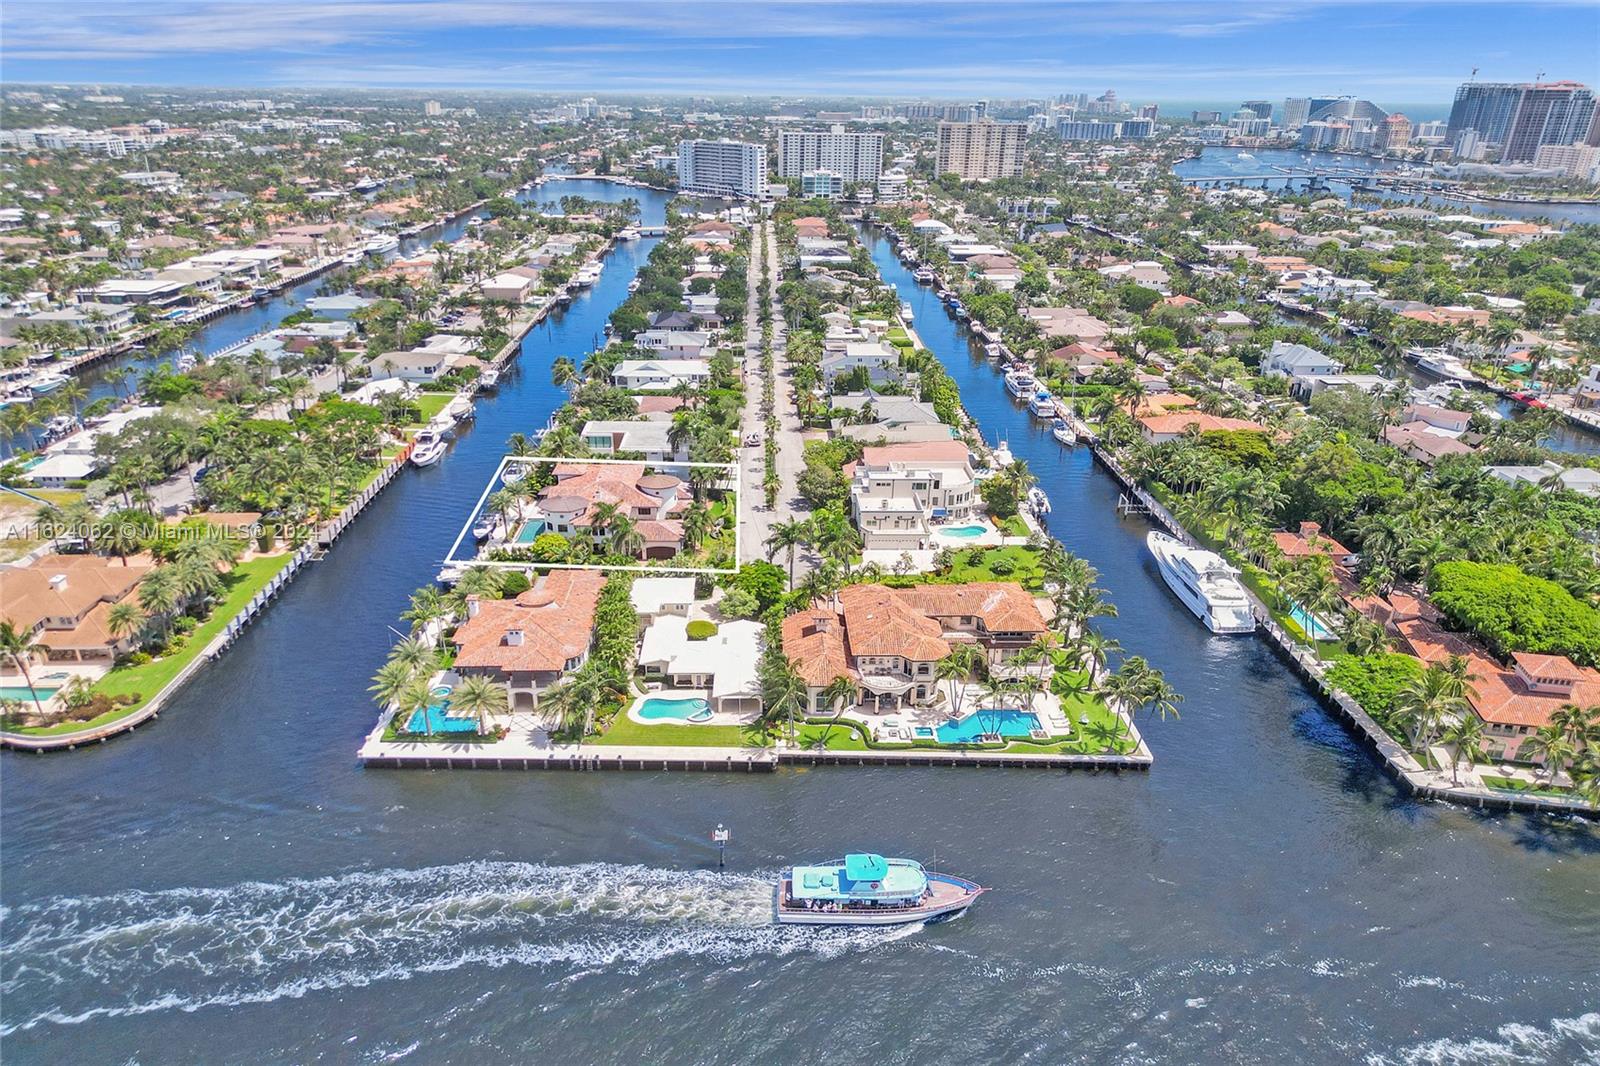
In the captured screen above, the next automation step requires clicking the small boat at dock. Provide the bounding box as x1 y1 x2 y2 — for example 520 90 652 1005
408 429 447 468
775 854 985 927
1051 418 1076 445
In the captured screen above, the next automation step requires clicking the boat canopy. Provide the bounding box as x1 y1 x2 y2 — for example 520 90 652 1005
845 853 888 881
789 855 928 902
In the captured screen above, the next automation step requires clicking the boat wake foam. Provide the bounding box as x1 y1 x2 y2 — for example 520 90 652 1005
1368 1010 1600 1065
0 860 912 1033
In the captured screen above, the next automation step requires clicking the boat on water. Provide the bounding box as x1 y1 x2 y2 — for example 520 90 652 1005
1028 486 1052 515
175 352 197 373
341 249 366 266
1146 531 1256 634
1003 368 1036 398
913 267 936 284
899 300 915 321
42 413 77 438
364 233 401 255
471 516 495 541
28 372 70 397
477 369 500 391
409 429 447 468
1028 389 1057 419
573 263 603 287
775 854 985 927
991 439 1014 467
1410 348 1476 383
1051 418 1076 445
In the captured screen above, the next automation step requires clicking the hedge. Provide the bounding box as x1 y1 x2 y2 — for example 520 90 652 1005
1429 561 1600 665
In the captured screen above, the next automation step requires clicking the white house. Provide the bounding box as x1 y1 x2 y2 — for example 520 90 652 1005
630 577 697 622
612 359 712 391
367 349 450 383
634 329 713 360
580 419 686 461
637 616 764 715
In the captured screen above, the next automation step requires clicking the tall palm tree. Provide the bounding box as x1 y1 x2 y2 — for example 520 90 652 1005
765 518 811 589
0 621 50 718
450 674 509 735
137 567 183 644
106 601 146 651
1522 725 1575 786
1441 713 1486 787
816 675 857 748
608 515 645 559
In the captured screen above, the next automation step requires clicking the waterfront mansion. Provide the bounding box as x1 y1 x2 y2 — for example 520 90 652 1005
782 582 1049 712
845 441 977 552
451 570 607 710
535 462 687 559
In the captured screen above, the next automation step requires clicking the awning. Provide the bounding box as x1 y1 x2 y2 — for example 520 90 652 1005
858 674 915 694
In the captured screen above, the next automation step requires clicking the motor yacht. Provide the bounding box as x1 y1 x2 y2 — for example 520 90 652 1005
1146 531 1256 634
775 854 985 927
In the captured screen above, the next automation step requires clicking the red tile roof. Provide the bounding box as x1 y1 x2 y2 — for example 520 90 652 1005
452 571 606 674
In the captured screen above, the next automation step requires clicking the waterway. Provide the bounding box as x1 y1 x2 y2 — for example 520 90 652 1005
1175 147 1600 226
0 197 1596 1064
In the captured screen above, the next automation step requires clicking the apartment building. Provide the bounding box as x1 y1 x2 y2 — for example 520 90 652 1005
677 140 767 198
777 126 884 183
935 121 1027 181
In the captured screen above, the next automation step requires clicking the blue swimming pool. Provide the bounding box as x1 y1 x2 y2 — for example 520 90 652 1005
514 520 546 545
405 699 478 734
638 696 714 722
935 709 1041 744
1289 603 1337 641
939 524 990 538
0 686 58 703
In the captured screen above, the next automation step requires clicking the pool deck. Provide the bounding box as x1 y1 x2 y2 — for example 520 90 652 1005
356 705 1153 773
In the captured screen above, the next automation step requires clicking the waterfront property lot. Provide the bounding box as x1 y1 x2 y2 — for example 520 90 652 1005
443 454 742 575
7 553 297 737
592 713 767 748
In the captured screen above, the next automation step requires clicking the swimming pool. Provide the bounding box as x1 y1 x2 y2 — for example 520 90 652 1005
405 698 478 734
935 709 1041 744
938 524 991 538
1288 603 1337 642
0 686 58 703
638 696 714 722
514 520 546 545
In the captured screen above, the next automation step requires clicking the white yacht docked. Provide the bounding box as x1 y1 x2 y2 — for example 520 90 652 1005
1146 531 1256 634
1028 389 1057 420
1051 418 1076 445
363 233 400 255
408 429 447 468
1003 368 1036 398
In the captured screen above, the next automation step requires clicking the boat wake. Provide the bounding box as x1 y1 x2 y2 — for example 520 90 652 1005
0 860 915 1033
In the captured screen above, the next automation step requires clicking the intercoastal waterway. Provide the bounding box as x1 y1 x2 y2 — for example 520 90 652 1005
0 190 1596 1065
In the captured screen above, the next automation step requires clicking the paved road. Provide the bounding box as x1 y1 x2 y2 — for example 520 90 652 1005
737 221 813 577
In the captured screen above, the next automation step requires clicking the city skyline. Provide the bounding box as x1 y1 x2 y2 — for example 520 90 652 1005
3 0 1597 103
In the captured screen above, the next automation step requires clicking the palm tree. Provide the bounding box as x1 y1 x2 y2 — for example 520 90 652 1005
815 675 858 748
137 567 183 644
1522 724 1575 786
106 601 146 651
765 518 811 589
760 652 810 745
1441 713 1486 786
0 621 50 718
397 676 439 737
450 674 509 735
369 658 420 712
1392 663 1470 754
936 644 983 718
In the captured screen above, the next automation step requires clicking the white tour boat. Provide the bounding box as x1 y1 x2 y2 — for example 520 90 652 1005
1146 531 1256 634
775 854 985 927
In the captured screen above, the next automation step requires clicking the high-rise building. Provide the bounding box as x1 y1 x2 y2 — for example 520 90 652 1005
677 139 767 198
1308 97 1388 124
973 99 989 120
1446 82 1526 148
1281 98 1311 129
936 120 1027 180
1192 110 1223 124
1241 100 1273 120
1532 142 1600 179
1503 82 1595 162
1138 104 1160 121
1413 120 1448 142
1376 113 1412 151
777 126 884 184
1058 119 1122 141
424 100 442 117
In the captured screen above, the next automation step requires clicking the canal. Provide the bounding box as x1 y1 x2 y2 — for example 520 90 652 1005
0 198 1595 1065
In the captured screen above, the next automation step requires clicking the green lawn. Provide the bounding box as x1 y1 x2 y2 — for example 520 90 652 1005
408 393 454 424
1481 774 1580 800
8 553 298 737
591 713 767 748
997 515 1030 538
941 546 1046 590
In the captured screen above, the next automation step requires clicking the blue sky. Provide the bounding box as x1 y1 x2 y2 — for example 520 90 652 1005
3 1 1596 110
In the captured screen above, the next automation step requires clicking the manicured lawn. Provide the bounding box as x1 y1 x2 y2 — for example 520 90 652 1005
591 713 767 748
1481 774 1579 800
409 393 454 424
9 554 299 737
996 515 1030 537
942 546 1045 590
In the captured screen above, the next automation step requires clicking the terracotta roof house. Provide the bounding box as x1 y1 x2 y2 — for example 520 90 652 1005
1395 620 1600 761
535 463 686 558
1137 412 1268 444
451 571 608 709
0 553 153 662
782 583 1048 713
1271 521 1358 568
1382 423 1474 466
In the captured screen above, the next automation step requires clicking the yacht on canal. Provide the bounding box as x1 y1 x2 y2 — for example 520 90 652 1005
1003 368 1036 398
1051 418 1077 445
408 428 448 468
1146 531 1256 634
1028 389 1057 419
775 854 985 927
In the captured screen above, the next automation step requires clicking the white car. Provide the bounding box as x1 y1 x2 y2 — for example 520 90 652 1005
743 432 761 447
